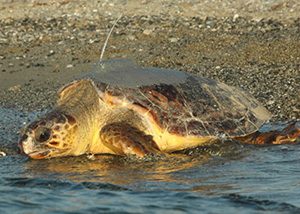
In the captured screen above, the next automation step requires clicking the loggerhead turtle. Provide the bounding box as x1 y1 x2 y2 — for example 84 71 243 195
18 59 300 159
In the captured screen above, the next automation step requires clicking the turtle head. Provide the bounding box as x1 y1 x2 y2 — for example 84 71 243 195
19 111 78 159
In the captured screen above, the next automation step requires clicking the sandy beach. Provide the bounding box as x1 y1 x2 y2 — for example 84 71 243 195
0 0 299 120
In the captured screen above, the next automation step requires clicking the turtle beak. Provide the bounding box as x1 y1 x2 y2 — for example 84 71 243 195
27 150 51 159
18 133 51 159
18 133 68 159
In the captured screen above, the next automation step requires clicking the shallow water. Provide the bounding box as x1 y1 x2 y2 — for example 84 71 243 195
0 107 300 213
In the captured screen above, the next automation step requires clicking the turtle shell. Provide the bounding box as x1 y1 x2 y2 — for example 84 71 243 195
81 59 272 138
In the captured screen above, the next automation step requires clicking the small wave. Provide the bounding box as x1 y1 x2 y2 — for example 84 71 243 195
3 177 128 191
79 182 129 191
225 193 300 212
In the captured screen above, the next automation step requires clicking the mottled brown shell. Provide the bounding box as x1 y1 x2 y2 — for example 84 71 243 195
81 59 272 137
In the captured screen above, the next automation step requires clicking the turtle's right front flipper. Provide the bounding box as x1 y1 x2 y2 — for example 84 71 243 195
99 122 161 158
234 121 300 145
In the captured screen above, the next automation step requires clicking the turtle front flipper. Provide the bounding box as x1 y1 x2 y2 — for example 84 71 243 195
100 122 161 157
234 121 300 145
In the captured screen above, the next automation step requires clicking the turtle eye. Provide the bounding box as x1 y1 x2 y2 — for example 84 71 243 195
35 127 52 143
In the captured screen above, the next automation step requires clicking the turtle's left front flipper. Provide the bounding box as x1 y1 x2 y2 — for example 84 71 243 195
100 122 161 157
235 121 300 145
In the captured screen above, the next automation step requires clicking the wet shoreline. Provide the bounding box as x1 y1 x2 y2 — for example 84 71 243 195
0 1 299 120
0 14 299 121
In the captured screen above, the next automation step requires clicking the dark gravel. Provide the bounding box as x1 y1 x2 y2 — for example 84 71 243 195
0 6 299 121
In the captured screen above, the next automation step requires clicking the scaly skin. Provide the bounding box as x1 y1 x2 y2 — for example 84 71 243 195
19 111 79 159
235 121 300 145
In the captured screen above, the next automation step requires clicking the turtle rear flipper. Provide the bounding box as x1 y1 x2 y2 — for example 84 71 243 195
234 121 300 145
100 122 161 157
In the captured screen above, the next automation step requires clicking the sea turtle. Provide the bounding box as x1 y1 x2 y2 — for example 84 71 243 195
18 59 300 159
